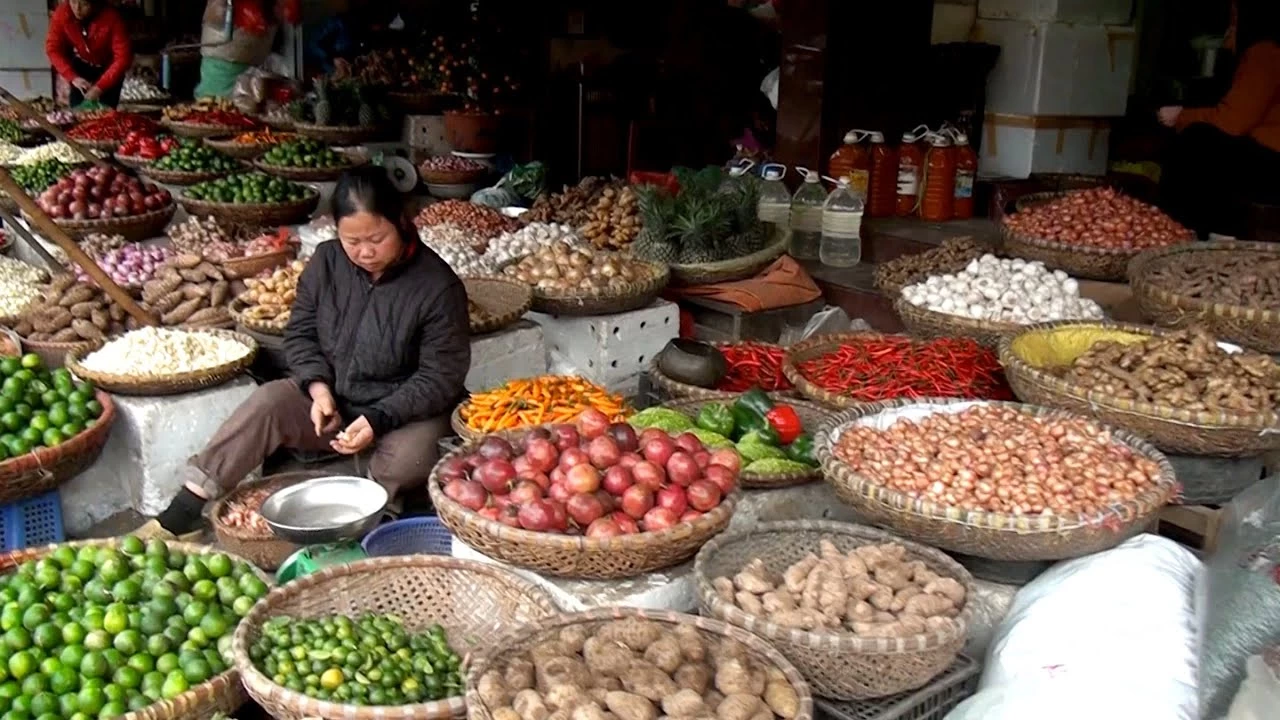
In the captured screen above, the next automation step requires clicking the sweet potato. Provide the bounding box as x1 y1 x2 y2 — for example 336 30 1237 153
584 637 635 676
661 689 707 718
605 692 656 720
71 319 104 341
764 681 800 719
714 694 760 720
673 663 711 694
515 689 551 720
620 660 676 702
643 635 683 675
69 301 98 319
599 619 663 652
672 625 706 662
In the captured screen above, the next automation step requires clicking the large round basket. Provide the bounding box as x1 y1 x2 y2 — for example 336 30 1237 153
113 152 149 170
463 275 532 335
64 137 117 153
998 320 1280 457
228 299 287 335
666 238 787 286
648 341 795 401
3 538 269 720
209 471 324 570
253 153 368 182
220 248 294 280
695 520 973 700
660 397 831 488
872 238 990 298
892 295 1023 349
291 122 384 145
387 90 452 114
19 333 102 368
465 607 814 720
140 164 236 186
0 389 114 504
817 398 1178 561
428 429 737 578
232 555 561 720
524 261 669 316
162 119 258 139
66 329 258 396
1128 240 1280 354
32 203 176 243
178 191 319 227
419 166 487 185
204 134 287 159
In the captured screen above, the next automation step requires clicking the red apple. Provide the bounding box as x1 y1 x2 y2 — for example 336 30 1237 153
686 480 722 511
631 461 666 491
559 447 591 470
611 512 640 534
617 452 642 470
548 481 573 504
567 493 606 526
594 489 616 513
709 449 742 475
578 408 610 440
479 507 501 521
602 465 634 496
639 428 668 446
585 517 623 538
509 480 545 505
642 506 679 532
642 435 676 466
587 435 622 469
565 464 601 494
552 424 580 451
517 470 550 491
656 485 688 516
693 451 711 470
517 500 555 531
680 510 703 523
607 423 640 452
621 485 655 520
674 432 704 455
524 438 560 473
476 459 516 494
704 465 737 495
546 500 569 531
665 452 700 487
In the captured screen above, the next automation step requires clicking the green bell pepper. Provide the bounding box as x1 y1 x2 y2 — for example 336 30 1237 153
695 403 736 438
731 388 778 443
785 433 818 467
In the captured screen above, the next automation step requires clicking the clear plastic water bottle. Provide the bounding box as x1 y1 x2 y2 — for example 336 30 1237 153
789 168 826 260
757 164 791 246
820 178 863 267
718 161 754 195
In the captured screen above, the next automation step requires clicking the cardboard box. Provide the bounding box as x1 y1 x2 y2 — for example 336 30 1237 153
0 2 51 70
974 19 1136 117
978 0 1133 24
979 113 1111 179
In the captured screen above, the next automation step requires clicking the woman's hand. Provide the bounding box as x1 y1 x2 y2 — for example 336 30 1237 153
84 86 102 102
71 77 92 92
308 382 341 436
331 415 374 455
1158 106 1183 128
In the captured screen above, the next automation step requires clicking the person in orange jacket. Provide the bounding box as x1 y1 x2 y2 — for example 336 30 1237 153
1157 0 1280 238
45 0 132 108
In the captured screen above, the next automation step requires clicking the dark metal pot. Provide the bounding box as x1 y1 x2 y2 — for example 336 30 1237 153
657 339 727 389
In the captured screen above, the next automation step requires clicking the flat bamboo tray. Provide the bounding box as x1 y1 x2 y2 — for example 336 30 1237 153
66 329 258 396
3 538 268 720
465 607 814 720
660 397 830 488
998 320 1280 457
163 119 258 139
893 295 1023 349
463 275 532 335
428 427 737 578
232 555 561 720
524 260 669 316
140 165 236 186
817 398 1178 561
1128 240 1280 354
696 520 973 700
0 389 114 504
253 153 367 182
178 191 319 227
667 238 787 286
33 203 176 243
291 122 384 145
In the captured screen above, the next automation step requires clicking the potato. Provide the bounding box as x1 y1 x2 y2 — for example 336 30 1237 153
515 690 550 720
661 689 707 718
672 625 706 662
584 637 635 676
621 660 677 702
709 639 748 668
506 658 536 691
713 659 754 696
560 625 591 654
643 635 683 675
605 691 656 720
546 685 590 711
715 694 761 720
763 682 800 719
571 703 608 720
539 656 591 692
599 619 663 652
591 676 622 692
479 670 511 708
532 640 575 663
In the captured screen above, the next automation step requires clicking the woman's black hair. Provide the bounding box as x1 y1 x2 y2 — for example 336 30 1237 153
331 166 412 241
1235 0 1280 54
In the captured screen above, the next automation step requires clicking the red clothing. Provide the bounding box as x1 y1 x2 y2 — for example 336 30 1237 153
45 3 132 92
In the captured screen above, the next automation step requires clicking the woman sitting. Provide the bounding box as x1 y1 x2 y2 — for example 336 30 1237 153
139 167 471 539
1158 0 1280 238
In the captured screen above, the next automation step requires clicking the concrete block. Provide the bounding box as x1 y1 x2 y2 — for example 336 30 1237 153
403 115 448 153
451 539 699 612
60 377 259 535
466 321 547 391
530 300 679 395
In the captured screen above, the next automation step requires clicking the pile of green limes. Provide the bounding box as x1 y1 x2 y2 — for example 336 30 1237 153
259 139 347 169
184 173 310 205
150 143 239 174
0 536 270 720
248 616 462 706
0 354 104 461
10 161 73 195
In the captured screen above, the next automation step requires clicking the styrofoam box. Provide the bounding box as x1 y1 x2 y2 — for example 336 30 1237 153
979 117 1111 179
0 1 50 70
529 300 679 394
933 3 978 45
0 69 53 100
978 0 1133 24
974 19 1137 117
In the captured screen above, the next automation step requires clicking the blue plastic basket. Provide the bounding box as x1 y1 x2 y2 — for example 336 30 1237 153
362 516 454 557
0 491 65 551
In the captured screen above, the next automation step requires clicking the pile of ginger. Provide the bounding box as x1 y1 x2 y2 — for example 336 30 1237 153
712 539 967 638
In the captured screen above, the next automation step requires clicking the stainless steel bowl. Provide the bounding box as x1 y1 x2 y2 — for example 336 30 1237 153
260 475 388 544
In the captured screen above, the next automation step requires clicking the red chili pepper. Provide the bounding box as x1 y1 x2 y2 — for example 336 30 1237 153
715 342 793 392
68 111 159 141
795 336 1013 402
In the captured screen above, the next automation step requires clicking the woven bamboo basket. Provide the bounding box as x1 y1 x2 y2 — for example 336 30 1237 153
19 334 102 368
204 135 287 159
524 260 669 316
66 329 258 396
253 153 368 183
220 248 294 280
465 607 814 720
387 90 453 114
228 300 287 335
419 166 487 185
178 192 319 227
648 341 796 401
429 429 737 578
140 165 237 186
232 555 561 720
666 238 787 286
659 397 830 488
816 398 1178 561
892 295 1023 349
871 238 989 298
463 275 532 335
66 138 118 153
0 193 16 214
695 520 974 700
1000 192 1194 282
1128 240 1280 354
2 538 268 720
113 152 149 169
998 320 1280 457
209 471 328 570
0 389 113 504
33 203 176 243
291 122 384 145
162 119 259 139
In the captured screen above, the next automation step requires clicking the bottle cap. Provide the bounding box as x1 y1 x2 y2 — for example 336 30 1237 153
842 130 861 144
927 133 952 147
953 132 969 145
761 164 786 181
869 131 885 142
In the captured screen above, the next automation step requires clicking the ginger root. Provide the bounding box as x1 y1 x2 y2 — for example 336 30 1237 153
732 559 775 594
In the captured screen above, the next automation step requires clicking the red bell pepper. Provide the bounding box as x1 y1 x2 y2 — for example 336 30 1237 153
764 405 802 445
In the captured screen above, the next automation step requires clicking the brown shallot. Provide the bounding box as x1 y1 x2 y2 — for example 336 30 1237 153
1003 187 1192 250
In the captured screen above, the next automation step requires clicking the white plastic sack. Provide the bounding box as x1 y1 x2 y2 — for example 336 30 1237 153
1226 649 1280 720
944 534 1200 720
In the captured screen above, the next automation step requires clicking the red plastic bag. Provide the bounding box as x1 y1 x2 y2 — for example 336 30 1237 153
274 0 301 25
232 0 268 35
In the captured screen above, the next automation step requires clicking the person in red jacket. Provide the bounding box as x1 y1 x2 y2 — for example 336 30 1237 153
45 0 132 107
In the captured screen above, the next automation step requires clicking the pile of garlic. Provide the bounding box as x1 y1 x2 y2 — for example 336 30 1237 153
901 254 1105 324
11 142 95 166
484 223 583 267
419 225 495 276
0 143 22 164
121 76 168 102
0 256 47 317
80 327 253 376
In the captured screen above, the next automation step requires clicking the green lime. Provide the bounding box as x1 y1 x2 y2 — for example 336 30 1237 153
3 628 30 652
231 596 255 617
82 631 109 653
154 654 178 676
19 355 40 370
111 667 140 691
60 623 84 647
144 635 169 659
26 416 47 433
79 608 103 632
180 602 205 628
112 631 142 656
18 428 40 447
19 606 49 632
19 675 46 696
57 646 85 670
0 359 19 377
189 580 216 602
48 667 76 695
57 693 78 717
203 555 232 579
85 401 102 419
159 671 187 699
75 686 104 717
0 415 20 434
0 681 18 703
238 576 268 600
79 653 107 680
0 605 19 632
197 614 227 640
98 700 125 719
27 693 55 718
5 652 32 681
38 429 61 448
125 655 152 675
29 626 57 652
101 607 127 636
110 580 141 604
181 562 208 585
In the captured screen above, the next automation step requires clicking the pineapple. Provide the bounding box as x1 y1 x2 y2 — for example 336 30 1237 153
312 77 332 126
632 229 679 264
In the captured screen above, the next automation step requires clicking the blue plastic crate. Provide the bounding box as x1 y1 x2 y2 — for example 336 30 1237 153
362 516 453 557
0 491 65 551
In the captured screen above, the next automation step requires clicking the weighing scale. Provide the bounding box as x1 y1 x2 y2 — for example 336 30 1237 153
260 476 389 583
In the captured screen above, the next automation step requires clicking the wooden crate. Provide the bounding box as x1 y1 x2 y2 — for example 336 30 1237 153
1152 504 1223 553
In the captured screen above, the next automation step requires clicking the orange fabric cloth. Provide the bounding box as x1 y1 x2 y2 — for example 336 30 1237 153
1176 41 1280 152
665 256 822 312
